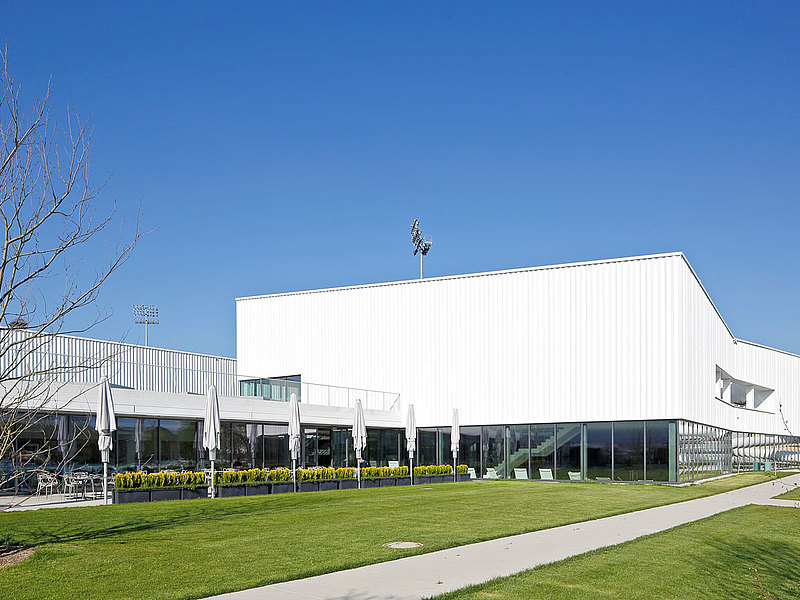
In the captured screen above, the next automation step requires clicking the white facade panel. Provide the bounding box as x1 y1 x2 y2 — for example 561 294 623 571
237 252 800 436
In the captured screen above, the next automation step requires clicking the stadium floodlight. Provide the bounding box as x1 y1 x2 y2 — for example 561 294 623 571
410 218 433 279
133 304 159 347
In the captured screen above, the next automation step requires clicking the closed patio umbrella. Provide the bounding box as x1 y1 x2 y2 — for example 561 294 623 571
134 418 145 470
405 405 416 485
352 399 367 489
288 392 301 492
203 385 221 498
57 414 72 469
246 423 260 466
95 377 116 505
451 408 460 482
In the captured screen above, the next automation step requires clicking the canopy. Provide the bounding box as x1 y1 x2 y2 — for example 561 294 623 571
95 376 116 460
451 409 460 458
405 404 416 456
352 399 367 460
288 392 301 461
203 385 221 460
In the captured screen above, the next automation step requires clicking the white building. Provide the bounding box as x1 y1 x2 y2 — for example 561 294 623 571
237 252 800 482
4 251 798 489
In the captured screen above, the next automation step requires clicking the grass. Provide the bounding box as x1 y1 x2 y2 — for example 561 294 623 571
774 483 800 500
0 473 787 600
431 504 800 600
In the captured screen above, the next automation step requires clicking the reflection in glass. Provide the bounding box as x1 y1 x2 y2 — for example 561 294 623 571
555 423 581 480
583 422 612 480
459 426 482 475
418 428 437 466
530 424 555 479
645 421 676 482
507 425 530 478
160 420 198 471
482 426 505 478
263 424 289 468
71 415 103 472
614 421 644 481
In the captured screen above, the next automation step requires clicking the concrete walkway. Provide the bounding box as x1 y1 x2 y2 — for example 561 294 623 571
208 473 800 600
1 493 105 512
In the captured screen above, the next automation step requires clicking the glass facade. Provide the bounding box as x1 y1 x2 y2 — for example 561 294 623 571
530 424 555 479
583 422 612 479
458 426 482 475
507 425 530 478
483 426 505 478
555 423 581 480
646 421 677 482
613 421 644 481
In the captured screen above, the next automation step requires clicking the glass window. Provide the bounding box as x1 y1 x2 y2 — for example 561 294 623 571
218 422 233 469
381 429 400 466
584 422 612 480
507 425 530 478
458 426 482 475
366 429 380 466
303 427 318 467
418 428 437 466
530 424 555 479
438 427 452 467
331 427 351 468
159 420 198 471
646 421 676 482
614 421 644 481
71 415 103 473
555 423 581 480
482 426 505 478
263 424 289 468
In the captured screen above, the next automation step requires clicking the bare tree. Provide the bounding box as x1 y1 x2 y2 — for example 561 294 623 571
0 48 140 492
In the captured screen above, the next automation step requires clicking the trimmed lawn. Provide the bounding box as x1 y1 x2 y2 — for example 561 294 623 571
774 484 800 500
0 473 787 600
432 504 800 600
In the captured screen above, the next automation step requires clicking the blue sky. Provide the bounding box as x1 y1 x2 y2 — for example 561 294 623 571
4 3 800 357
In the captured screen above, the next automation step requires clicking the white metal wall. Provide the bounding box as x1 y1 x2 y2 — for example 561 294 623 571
1 330 238 396
237 252 800 436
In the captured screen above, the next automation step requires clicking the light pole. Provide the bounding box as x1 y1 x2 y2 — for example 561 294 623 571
133 304 159 347
410 219 432 279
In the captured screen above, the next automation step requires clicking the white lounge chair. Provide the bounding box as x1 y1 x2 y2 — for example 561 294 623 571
568 471 581 481
468 467 477 479
538 468 554 480
388 461 400 470
485 467 499 479
514 468 528 480
36 471 59 496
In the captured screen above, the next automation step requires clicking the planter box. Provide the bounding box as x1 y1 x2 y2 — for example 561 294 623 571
270 482 292 494
379 477 396 487
414 476 431 485
150 489 182 502
337 479 357 490
114 489 150 504
218 485 246 497
181 487 206 500
298 481 319 492
457 474 470 482
245 484 271 497
429 476 444 484
318 480 338 491
360 479 380 488
395 477 411 486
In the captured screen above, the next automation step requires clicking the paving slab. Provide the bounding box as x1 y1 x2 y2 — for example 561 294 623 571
206 473 800 600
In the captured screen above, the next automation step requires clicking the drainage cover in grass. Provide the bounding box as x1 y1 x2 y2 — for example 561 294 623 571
383 541 423 549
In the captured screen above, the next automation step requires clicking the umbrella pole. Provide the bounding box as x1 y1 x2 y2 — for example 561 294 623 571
103 461 108 505
410 454 414 486
293 458 297 493
357 462 361 489
453 454 456 482
211 459 215 499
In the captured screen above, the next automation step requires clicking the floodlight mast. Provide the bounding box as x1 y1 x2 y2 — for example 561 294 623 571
133 304 159 347
410 219 433 279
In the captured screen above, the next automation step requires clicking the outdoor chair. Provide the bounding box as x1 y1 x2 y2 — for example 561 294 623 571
568 471 581 481
484 467 499 479
63 473 86 499
538 468 554 480
595 476 611 482
514 468 528 480
36 471 59 497
388 460 400 469
468 467 477 479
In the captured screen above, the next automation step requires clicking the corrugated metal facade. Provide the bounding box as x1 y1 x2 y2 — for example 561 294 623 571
1 330 238 396
236 253 800 436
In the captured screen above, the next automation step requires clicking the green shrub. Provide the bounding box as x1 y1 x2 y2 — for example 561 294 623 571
335 467 355 479
267 468 291 482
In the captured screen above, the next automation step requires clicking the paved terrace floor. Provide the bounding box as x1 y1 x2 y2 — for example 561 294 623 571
208 473 800 600
0 493 105 511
